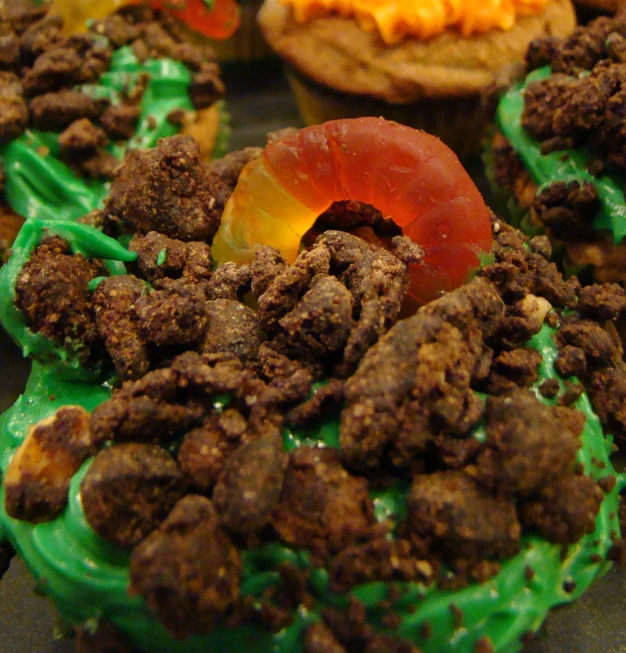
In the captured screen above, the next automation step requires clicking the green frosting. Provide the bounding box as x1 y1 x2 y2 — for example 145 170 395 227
0 318 623 652
0 46 228 222
496 66 626 244
0 185 623 652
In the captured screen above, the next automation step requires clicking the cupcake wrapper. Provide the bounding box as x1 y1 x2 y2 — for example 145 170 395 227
286 69 488 160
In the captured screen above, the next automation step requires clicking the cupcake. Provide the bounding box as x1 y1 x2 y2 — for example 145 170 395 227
257 0 577 158
486 10 626 286
0 0 229 234
174 0 277 63
0 120 624 653
50 0 272 64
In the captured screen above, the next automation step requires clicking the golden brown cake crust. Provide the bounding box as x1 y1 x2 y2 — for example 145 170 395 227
258 0 576 102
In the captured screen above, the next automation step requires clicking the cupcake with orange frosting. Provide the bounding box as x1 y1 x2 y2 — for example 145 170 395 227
258 0 577 157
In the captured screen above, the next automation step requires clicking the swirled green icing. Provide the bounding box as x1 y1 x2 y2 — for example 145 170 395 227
496 66 626 244
0 46 228 222
0 320 623 653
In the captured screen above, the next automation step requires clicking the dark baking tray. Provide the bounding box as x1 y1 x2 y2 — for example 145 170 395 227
0 65 624 653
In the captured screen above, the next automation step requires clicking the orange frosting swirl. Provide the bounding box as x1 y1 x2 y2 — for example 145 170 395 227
282 0 548 41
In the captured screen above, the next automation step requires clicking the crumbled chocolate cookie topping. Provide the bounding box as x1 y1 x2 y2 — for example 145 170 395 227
0 0 222 185
522 13 626 171
15 235 104 364
6 131 624 647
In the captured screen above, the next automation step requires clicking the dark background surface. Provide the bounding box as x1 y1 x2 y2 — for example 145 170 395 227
0 64 625 653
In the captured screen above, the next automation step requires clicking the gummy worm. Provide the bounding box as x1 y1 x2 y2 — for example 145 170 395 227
212 117 493 304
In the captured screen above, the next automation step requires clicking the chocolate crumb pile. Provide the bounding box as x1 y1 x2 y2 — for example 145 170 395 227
4 134 625 650
522 11 626 169
490 10 626 250
0 0 223 184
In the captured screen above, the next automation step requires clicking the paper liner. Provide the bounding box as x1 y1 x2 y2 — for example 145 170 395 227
286 69 489 160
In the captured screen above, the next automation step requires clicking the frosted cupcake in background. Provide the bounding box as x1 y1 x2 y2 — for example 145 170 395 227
485 9 626 286
257 0 577 158
51 0 273 64
0 0 228 261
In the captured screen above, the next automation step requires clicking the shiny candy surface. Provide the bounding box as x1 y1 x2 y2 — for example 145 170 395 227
212 117 493 304
49 0 240 39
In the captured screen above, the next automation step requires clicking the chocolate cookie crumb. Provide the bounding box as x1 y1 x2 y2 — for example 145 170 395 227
129 495 241 637
81 443 187 548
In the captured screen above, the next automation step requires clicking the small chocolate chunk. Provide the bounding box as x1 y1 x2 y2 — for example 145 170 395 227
525 36 559 71
557 382 584 407
22 47 82 95
555 345 587 378
58 118 108 154
178 409 248 492
487 347 542 393
557 320 619 362
519 474 603 544
213 425 288 535
0 23 19 71
528 235 552 260
81 443 187 548
90 378 204 444
20 15 64 62
407 471 521 561
100 104 141 140
531 181 599 240
250 245 287 298
391 235 424 265
129 231 213 290
279 274 354 357
129 495 241 637
136 285 208 346
93 275 150 381
577 284 626 322
272 447 375 556
207 147 263 199
90 14 140 47
0 94 27 145
15 235 102 361
588 368 626 442
200 299 265 362
79 149 120 180
0 70 22 97
106 135 222 241
189 62 224 109
539 378 560 399
0 0 47 34
30 90 104 131
74 41 113 84
205 262 252 301
468 391 579 496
